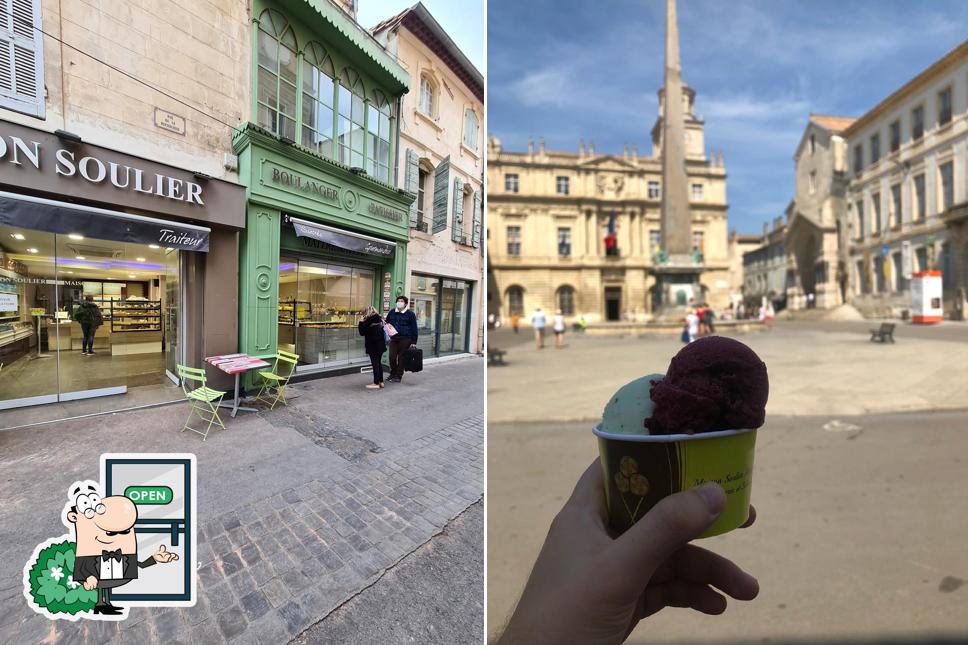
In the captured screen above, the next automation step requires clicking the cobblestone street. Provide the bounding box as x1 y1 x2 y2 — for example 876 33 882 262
0 358 484 644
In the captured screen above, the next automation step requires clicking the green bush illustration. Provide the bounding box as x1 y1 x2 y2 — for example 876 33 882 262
26 540 97 616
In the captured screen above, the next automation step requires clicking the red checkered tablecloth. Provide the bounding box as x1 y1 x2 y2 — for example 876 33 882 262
205 353 271 375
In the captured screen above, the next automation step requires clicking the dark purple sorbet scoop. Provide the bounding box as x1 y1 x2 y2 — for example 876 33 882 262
645 336 769 435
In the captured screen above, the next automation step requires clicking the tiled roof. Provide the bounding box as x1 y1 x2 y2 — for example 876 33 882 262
809 114 856 132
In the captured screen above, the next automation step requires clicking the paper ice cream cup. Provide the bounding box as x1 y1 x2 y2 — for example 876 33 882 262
593 425 757 538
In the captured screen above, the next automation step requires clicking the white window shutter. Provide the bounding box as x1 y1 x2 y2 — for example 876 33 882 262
451 177 464 243
471 189 482 248
0 0 45 118
405 149 419 228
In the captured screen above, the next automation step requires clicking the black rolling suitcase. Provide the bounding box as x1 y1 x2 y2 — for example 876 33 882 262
403 346 423 373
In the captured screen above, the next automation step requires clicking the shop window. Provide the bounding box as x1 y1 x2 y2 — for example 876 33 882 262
0 0 44 118
366 90 391 182
338 68 366 169
419 75 435 117
556 285 575 315
301 42 336 157
256 9 298 140
507 286 524 316
463 108 479 150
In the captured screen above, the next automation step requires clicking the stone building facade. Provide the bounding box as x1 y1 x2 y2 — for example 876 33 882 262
0 0 249 414
743 218 793 310
372 2 484 356
487 91 730 324
784 114 854 309
841 40 968 318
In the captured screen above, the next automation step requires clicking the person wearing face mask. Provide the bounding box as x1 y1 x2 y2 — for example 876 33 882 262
385 295 418 383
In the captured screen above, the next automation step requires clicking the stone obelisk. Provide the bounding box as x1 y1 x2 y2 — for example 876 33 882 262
652 0 701 315
660 0 691 258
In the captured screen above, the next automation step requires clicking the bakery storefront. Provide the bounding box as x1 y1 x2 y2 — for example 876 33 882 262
0 121 246 416
233 125 412 377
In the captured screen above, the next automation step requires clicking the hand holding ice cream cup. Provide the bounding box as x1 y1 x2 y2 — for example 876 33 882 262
594 336 768 538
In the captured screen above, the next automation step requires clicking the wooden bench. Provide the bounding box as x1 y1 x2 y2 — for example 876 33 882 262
487 348 507 365
869 322 896 343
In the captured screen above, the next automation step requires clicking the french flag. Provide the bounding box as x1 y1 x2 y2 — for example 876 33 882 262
604 212 617 251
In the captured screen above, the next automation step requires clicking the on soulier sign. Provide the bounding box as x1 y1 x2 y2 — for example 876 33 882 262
0 120 247 229
0 136 205 205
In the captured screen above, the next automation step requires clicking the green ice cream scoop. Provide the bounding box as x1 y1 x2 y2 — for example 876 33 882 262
601 373 664 434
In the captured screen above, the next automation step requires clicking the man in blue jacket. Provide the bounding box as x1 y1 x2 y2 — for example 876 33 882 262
385 295 418 382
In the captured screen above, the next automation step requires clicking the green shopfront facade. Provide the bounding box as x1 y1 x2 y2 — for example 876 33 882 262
235 0 412 376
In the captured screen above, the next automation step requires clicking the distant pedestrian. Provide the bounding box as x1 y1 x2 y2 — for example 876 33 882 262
577 314 587 333
488 313 496 330
386 296 418 383
696 303 708 336
73 295 103 356
553 310 566 348
703 305 716 334
358 306 386 390
531 307 546 349
685 310 699 343
511 313 520 334
807 292 816 309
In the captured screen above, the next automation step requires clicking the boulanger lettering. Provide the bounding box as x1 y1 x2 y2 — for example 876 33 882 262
367 203 404 222
0 135 205 205
271 167 338 201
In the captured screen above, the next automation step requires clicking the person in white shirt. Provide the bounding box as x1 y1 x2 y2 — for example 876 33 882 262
553 310 566 348
685 311 700 343
531 307 546 349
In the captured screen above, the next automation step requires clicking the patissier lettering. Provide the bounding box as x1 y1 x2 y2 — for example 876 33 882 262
367 203 403 222
0 135 204 205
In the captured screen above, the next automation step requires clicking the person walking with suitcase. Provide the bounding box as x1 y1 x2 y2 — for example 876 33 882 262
386 295 418 383
358 306 387 390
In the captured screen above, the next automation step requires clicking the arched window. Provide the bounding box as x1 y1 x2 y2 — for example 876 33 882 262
338 68 366 168
366 89 391 182
556 286 576 315
507 286 524 316
256 9 298 139
302 42 336 157
419 74 435 116
463 108 479 150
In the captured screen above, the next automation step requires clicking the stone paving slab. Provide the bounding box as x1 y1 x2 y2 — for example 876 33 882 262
0 414 482 644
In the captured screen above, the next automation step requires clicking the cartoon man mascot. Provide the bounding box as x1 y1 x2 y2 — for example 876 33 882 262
24 481 179 620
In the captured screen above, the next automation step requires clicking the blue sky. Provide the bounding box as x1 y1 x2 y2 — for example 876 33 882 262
359 0 484 72
488 0 968 235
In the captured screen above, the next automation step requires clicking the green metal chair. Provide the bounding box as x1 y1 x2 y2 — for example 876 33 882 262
255 350 299 410
177 364 227 440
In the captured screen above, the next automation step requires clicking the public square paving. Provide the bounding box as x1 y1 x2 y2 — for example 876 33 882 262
487 321 968 643
0 358 484 644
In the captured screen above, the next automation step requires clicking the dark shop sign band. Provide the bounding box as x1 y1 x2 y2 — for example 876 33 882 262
288 215 394 258
0 194 211 252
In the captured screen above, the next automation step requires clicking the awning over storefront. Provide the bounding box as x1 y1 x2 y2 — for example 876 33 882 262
0 190 210 251
288 215 394 258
